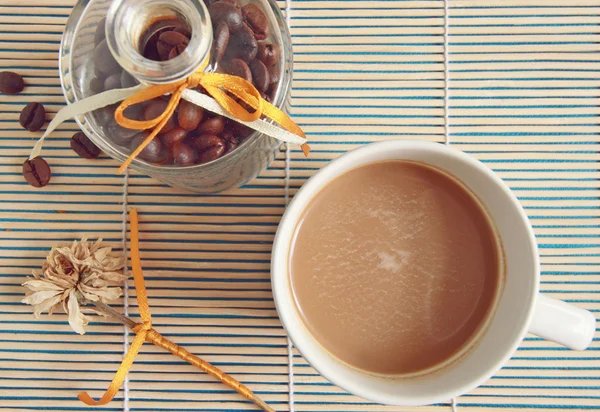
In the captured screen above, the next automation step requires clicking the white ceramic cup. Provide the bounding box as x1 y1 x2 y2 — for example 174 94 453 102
271 140 597 406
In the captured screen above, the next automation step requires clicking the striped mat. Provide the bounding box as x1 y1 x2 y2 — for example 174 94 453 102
0 0 599 411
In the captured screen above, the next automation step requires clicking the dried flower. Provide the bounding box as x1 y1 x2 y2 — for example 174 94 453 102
22 238 127 334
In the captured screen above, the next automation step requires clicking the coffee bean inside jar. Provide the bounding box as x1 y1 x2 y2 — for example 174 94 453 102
87 0 282 168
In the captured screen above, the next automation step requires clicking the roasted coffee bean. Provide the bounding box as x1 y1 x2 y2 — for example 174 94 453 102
130 133 166 163
173 26 192 38
141 18 191 61
156 41 173 61
242 3 269 40
212 22 230 63
229 119 254 138
123 103 145 121
223 134 238 153
160 127 187 147
108 120 138 144
71 131 101 159
0 71 24 95
266 83 278 103
103 72 122 91
156 148 174 165
95 104 117 125
220 0 241 9
19 102 45 132
220 129 234 141
94 39 120 75
226 58 252 82
23 157 51 188
157 31 189 61
249 59 269 92
90 77 104 94
194 134 226 163
168 44 187 60
226 23 257 62
196 116 225 135
144 99 177 133
94 18 107 45
178 100 204 131
173 142 197 165
143 36 161 61
209 2 243 31
121 70 139 88
257 43 279 67
94 65 107 80
269 64 280 84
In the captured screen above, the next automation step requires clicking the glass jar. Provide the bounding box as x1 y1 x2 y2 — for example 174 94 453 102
60 0 292 193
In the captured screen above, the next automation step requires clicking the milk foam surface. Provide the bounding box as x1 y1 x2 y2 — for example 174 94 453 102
290 161 502 375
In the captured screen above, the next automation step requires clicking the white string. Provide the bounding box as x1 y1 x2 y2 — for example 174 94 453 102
121 169 130 412
284 0 295 410
444 1 458 409
443 0 451 146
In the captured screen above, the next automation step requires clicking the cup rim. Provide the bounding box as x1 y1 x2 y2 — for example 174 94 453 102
271 140 540 406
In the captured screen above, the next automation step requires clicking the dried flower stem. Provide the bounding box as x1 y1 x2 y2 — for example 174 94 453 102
92 302 275 412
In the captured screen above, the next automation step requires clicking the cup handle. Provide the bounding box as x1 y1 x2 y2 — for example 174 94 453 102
528 294 596 351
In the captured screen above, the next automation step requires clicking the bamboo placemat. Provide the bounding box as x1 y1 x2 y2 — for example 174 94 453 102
0 0 598 411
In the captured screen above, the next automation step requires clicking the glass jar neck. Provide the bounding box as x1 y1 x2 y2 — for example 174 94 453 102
106 0 212 84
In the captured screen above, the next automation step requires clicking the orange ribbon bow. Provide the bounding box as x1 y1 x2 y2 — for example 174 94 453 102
78 209 275 412
115 59 309 173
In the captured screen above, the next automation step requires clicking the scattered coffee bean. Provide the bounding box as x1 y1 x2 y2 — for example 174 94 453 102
144 99 177 133
194 134 226 163
173 142 198 165
0 71 24 95
121 70 139 88
226 23 258 62
131 133 166 163
226 58 252 83
196 116 225 135
90 77 104 94
71 131 101 159
209 2 243 31
94 39 120 75
19 102 46 132
212 22 230 63
23 157 51 188
160 127 188 147
95 18 107 45
249 59 269 92
103 72 122 91
243 3 269 40
257 43 279 67
178 100 204 131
